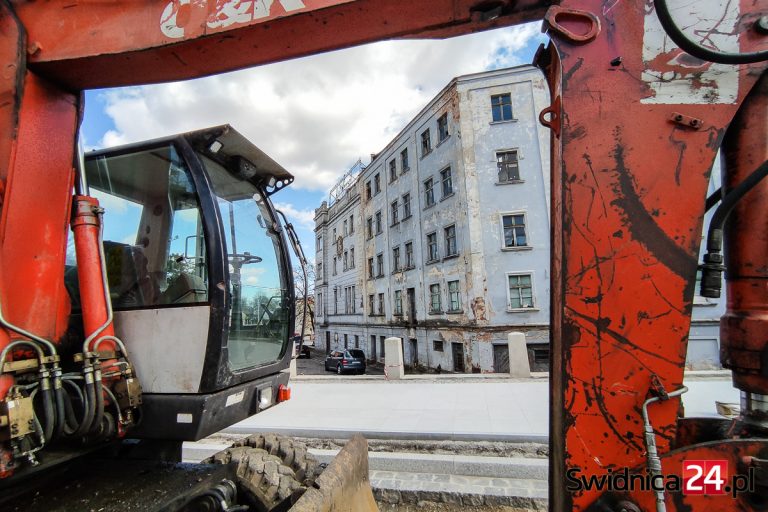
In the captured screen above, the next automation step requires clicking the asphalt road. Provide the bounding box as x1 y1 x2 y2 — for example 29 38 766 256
295 345 385 376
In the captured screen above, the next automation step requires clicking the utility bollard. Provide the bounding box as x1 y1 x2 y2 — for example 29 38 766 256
508 332 531 378
384 337 405 380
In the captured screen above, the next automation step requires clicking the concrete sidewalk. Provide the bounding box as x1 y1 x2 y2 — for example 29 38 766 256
226 373 739 442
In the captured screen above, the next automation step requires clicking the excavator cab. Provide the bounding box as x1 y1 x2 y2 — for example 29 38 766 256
71 125 295 440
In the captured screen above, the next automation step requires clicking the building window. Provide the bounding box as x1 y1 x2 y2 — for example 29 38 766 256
401 148 409 172
349 214 354 233
405 242 414 268
497 150 520 182
402 193 411 219
375 211 382 234
391 200 399 225
491 93 513 122
316 235 322 251
393 246 401 272
333 288 338 314
433 340 444 352
394 290 403 315
317 292 323 317
424 178 435 207
365 181 372 200
376 253 384 278
429 284 441 313
344 287 349 313
317 262 322 275
349 247 355 268
368 294 375 315
444 224 457 257
367 257 374 279
366 217 373 239
378 293 385 315
427 232 438 262
437 113 449 142
508 273 534 309
343 251 348 271
343 219 348 236
448 280 460 311
389 160 397 182
502 213 527 248
421 129 431 156
374 173 381 195
441 167 453 198
332 257 337 275
351 286 356 313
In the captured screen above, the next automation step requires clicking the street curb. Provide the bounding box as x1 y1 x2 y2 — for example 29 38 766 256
221 426 548 443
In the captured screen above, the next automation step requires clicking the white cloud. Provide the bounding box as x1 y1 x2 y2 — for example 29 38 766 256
273 202 316 230
95 23 544 194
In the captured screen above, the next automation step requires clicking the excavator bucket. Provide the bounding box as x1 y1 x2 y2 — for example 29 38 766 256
290 435 379 512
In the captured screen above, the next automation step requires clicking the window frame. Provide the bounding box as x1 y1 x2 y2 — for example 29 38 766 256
394 290 403 316
424 178 435 208
402 193 411 219
426 232 438 262
390 199 399 225
491 93 514 122
420 128 432 156
497 149 521 183
429 283 442 313
440 166 453 198
444 224 457 257
506 272 536 311
448 280 461 312
389 159 397 182
437 113 449 143
500 211 529 250
400 148 409 172
392 246 401 272
405 241 414 268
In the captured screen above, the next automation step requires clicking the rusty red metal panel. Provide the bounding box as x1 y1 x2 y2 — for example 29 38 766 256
0 72 77 356
13 0 549 90
544 0 768 509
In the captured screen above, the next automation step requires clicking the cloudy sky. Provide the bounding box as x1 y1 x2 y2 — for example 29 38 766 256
81 22 548 263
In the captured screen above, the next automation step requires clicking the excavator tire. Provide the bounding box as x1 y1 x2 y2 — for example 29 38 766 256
206 434 322 512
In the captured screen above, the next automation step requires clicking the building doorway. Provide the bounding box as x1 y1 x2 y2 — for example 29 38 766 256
451 342 465 373
325 331 330 354
410 338 418 367
380 336 386 360
493 344 510 373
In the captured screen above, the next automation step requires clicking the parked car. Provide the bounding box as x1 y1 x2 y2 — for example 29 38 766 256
294 337 311 359
324 349 366 375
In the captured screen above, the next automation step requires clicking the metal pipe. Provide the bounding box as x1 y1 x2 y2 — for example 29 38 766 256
0 340 44 376
81 208 115 352
642 386 688 512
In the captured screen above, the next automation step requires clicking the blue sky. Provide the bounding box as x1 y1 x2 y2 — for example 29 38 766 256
81 24 547 266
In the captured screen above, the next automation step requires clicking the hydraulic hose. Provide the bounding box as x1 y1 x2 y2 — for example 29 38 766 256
39 383 55 443
654 0 768 65
73 366 96 437
61 384 79 435
93 369 105 435
53 380 65 440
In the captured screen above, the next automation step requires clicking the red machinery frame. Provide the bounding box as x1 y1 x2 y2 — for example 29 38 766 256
1 1 767 510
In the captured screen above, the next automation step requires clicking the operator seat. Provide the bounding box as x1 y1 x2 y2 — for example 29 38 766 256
103 241 158 308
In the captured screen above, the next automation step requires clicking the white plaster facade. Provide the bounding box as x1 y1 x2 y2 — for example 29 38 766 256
314 65 723 373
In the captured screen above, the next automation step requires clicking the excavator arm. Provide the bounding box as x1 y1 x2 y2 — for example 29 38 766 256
0 1 767 511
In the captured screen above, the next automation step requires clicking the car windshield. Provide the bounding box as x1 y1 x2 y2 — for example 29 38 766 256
348 349 365 359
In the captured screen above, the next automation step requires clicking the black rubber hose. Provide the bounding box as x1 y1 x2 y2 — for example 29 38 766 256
93 373 105 436
708 160 768 252
53 382 65 440
74 373 96 437
61 386 78 435
40 386 55 443
654 0 768 65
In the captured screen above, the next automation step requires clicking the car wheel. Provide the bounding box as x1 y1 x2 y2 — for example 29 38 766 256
337 364 342 375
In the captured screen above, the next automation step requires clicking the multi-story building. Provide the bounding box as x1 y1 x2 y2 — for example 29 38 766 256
314 64 723 372
315 65 551 373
